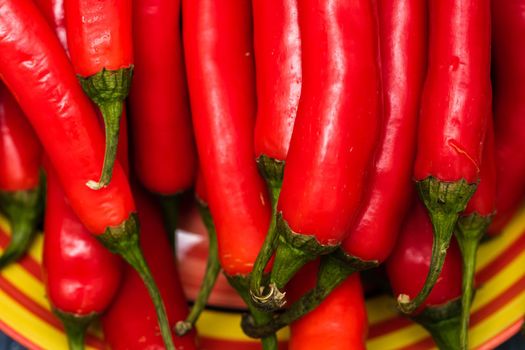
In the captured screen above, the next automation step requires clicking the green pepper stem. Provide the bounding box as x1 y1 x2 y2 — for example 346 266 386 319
249 184 281 306
175 203 221 336
399 178 477 314
413 299 462 350
228 275 278 350
79 67 133 191
0 182 43 268
86 100 122 190
455 213 491 350
243 255 354 338
97 214 175 350
158 195 180 247
54 309 97 350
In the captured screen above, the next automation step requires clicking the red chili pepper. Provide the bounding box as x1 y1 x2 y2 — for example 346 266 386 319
387 200 463 350
183 1 276 348
252 0 301 183
64 0 133 190
289 273 367 350
32 0 68 52
258 0 381 309
0 2 173 347
488 0 525 236
130 0 196 196
455 117 496 348
0 82 43 268
341 0 426 265
43 162 123 350
249 0 302 310
401 0 491 314
102 189 198 350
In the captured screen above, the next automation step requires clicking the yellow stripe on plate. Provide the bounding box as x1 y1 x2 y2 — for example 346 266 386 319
196 309 290 341
1 259 51 311
471 249 525 313
477 206 525 270
470 289 525 348
366 295 400 324
0 288 98 350
367 322 428 350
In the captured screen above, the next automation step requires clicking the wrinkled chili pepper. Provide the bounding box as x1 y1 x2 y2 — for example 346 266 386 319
387 200 463 350
0 82 43 268
102 189 198 350
43 162 123 350
0 1 174 347
455 117 496 349
401 0 491 314
64 0 133 190
488 0 525 236
250 0 426 318
183 1 276 348
130 0 196 196
249 0 302 308
256 0 381 310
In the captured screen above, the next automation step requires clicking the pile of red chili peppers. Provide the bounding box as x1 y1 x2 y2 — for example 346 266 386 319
0 0 523 349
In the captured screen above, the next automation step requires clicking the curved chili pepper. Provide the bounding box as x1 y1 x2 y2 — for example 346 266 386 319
0 82 43 268
102 189 198 350
64 0 133 190
183 1 276 348
249 0 302 308
488 0 525 236
455 117 496 349
175 172 221 336
387 200 463 350
402 0 491 314
257 0 381 309
0 2 173 347
43 162 123 350
250 0 426 317
130 0 196 196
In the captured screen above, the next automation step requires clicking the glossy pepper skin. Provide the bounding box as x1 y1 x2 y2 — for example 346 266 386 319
402 0 491 314
289 273 367 350
64 0 133 190
488 0 525 236
455 117 496 349
262 0 381 309
43 163 123 350
183 1 276 348
252 0 301 179
0 82 43 268
341 0 426 264
130 0 196 195
32 0 67 51
102 189 197 350
387 200 463 350
249 0 302 309
0 2 174 347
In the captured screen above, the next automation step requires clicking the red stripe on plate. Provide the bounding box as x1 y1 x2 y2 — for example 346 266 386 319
477 231 525 284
